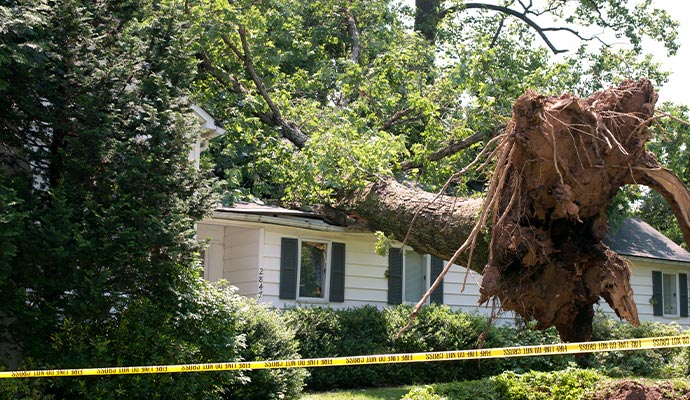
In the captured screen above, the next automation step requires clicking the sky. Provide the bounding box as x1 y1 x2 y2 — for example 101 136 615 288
648 1 690 106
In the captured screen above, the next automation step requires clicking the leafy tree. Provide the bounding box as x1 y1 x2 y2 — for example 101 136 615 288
0 0 244 397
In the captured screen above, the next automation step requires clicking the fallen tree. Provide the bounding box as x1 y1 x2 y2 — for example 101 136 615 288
335 79 690 342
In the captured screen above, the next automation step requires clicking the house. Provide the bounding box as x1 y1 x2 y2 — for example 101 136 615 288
189 107 690 327
600 217 690 326
197 206 690 327
196 203 496 318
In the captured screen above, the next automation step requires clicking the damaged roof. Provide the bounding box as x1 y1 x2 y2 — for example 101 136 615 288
215 205 690 263
605 217 690 263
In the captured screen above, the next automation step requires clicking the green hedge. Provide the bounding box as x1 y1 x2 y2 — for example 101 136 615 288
1 282 307 400
583 310 689 378
286 304 574 390
224 297 308 400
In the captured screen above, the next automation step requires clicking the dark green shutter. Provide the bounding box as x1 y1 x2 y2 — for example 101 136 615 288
388 248 403 305
279 238 298 299
680 273 688 318
652 271 663 316
430 256 444 304
329 242 346 302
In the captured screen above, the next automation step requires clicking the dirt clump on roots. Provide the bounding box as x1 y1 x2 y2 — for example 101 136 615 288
590 380 690 400
478 79 665 342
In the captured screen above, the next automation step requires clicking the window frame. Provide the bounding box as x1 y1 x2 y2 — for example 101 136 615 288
295 238 332 302
662 272 679 317
653 270 689 319
402 250 431 305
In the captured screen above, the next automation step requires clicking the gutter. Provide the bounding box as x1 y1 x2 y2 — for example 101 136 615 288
209 210 359 233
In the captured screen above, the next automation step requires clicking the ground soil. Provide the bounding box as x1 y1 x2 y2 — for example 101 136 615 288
590 380 690 400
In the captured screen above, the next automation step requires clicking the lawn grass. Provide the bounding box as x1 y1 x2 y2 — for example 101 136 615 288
300 386 412 400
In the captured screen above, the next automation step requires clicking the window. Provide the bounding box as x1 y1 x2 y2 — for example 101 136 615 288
663 273 677 316
388 248 444 305
652 271 688 318
299 241 328 298
279 238 345 302
404 251 426 303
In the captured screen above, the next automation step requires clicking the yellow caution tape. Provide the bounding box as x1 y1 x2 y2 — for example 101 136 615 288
2 335 689 379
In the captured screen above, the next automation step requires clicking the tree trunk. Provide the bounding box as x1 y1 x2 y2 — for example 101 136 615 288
334 79 690 342
414 0 442 43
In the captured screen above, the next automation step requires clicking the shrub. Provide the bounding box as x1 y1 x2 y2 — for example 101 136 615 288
585 311 688 378
224 297 308 400
491 368 602 400
384 304 486 383
432 378 502 400
479 320 574 376
288 304 584 390
3 280 246 399
403 385 448 400
284 305 388 390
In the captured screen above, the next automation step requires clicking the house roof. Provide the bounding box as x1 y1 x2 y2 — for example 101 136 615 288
217 202 319 217
604 217 690 263
212 203 353 233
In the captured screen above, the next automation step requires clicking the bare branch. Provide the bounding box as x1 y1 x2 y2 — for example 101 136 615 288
342 7 361 63
217 27 308 148
400 126 502 171
438 2 607 54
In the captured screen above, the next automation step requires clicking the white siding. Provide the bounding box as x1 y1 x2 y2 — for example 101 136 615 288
199 218 509 320
224 226 261 296
594 256 690 328
197 224 224 282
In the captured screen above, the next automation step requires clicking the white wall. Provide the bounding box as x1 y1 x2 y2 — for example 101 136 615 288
200 221 494 318
225 226 261 296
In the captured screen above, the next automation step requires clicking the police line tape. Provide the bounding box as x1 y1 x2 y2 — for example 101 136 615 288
2 334 690 379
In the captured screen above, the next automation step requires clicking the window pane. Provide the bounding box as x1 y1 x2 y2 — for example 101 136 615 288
663 273 677 315
404 251 425 303
300 241 327 298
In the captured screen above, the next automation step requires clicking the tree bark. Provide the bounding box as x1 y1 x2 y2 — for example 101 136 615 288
414 0 442 43
337 179 488 271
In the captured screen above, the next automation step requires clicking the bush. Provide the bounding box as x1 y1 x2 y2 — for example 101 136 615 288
2 280 246 399
479 320 574 376
384 305 486 383
2 282 308 400
432 378 502 400
288 304 584 390
491 368 602 400
285 305 388 390
224 297 308 400
403 385 448 400
584 311 688 378
408 369 602 400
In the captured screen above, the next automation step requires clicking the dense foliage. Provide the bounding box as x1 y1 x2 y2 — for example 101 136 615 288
286 304 574 390
187 0 681 208
287 305 690 392
585 311 689 377
1 0 689 397
0 1 242 398
404 368 604 400
226 296 308 400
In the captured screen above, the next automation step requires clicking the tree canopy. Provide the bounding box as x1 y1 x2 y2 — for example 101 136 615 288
190 0 679 207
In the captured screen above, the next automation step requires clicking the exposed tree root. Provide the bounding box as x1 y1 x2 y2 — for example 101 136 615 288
477 79 671 341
